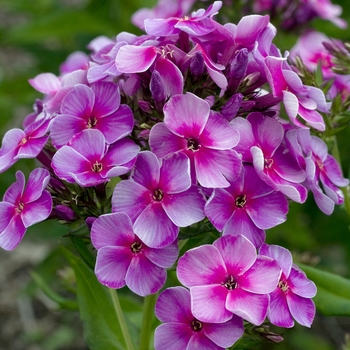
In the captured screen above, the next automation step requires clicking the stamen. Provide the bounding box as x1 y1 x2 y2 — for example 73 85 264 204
278 280 289 293
16 202 24 213
19 137 27 145
87 117 97 128
91 161 103 173
191 319 203 332
235 194 247 208
187 138 201 152
131 241 142 253
222 275 238 290
264 158 274 169
152 189 163 201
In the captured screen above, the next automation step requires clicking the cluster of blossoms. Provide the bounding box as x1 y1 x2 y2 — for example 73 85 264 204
0 0 349 348
246 0 347 30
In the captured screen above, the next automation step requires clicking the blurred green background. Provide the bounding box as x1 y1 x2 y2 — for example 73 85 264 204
0 0 349 349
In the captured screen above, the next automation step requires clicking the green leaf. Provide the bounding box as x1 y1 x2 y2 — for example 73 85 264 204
62 247 136 350
69 236 96 270
298 263 350 316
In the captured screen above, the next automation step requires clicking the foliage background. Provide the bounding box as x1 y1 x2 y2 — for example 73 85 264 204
0 0 349 349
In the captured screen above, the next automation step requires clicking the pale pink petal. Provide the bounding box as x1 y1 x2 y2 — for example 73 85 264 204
21 192 52 227
259 244 292 277
268 288 294 328
155 287 192 323
112 180 151 222
126 255 166 296
288 267 317 298
248 112 284 157
133 202 178 248
143 241 178 268
162 186 205 227
3 171 25 204
205 188 235 231
144 18 180 36
235 15 269 46
94 246 131 289
90 82 120 117
22 168 50 203
230 117 255 162
103 138 140 166
131 151 160 191
204 315 244 348
61 84 94 117
298 105 325 131
283 91 299 125
154 57 183 97
96 105 134 144
247 191 288 229
158 152 191 193
149 123 187 158
0 215 26 251
177 245 227 287
191 285 233 323
238 256 281 294
116 45 158 73
187 333 222 350
226 288 269 325
29 73 61 94
154 323 192 350
200 113 239 149
323 155 349 187
195 148 242 188
213 234 256 276
163 93 210 138
223 210 266 248
50 115 86 148
16 135 49 159
91 212 135 250
0 202 14 232
287 293 316 327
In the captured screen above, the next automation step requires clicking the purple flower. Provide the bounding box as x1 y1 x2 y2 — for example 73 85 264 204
50 82 134 148
260 244 317 328
0 168 52 251
52 129 140 187
112 151 205 248
264 55 328 131
0 117 50 174
286 129 349 214
177 235 281 325
150 92 241 188
205 165 289 248
144 1 222 37
154 286 244 350
91 212 178 296
231 113 307 203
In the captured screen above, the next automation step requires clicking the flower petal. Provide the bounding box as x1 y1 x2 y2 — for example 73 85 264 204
226 288 269 325
268 288 294 328
154 323 192 350
287 293 316 327
143 241 178 268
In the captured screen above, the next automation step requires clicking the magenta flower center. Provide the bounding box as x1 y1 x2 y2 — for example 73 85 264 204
191 319 203 332
15 202 24 213
222 275 238 290
187 138 201 152
152 188 164 201
91 161 103 173
87 116 98 128
130 241 142 253
278 280 289 293
235 194 247 208
264 158 274 169
19 137 27 146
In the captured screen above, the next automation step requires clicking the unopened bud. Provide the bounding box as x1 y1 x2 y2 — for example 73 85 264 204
190 52 205 77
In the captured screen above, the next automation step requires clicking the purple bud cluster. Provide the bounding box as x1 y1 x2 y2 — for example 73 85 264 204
0 1 348 348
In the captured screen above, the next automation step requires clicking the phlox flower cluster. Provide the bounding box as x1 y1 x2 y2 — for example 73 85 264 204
0 0 348 348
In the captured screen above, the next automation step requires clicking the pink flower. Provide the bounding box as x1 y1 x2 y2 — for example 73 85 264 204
0 117 50 173
177 235 281 325
260 244 317 328
112 151 205 248
150 92 241 188
0 168 52 251
205 164 289 248
154 287 243 350
91 212 178 296
232 113 307 203
52 129 140 187
50 82 134 148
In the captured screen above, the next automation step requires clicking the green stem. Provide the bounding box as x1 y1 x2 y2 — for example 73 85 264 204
109 288 135 350
139 293 158 350
330 136 350 217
